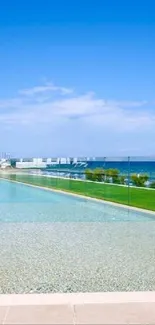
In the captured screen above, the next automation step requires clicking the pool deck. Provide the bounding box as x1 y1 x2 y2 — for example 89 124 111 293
1 292 155 324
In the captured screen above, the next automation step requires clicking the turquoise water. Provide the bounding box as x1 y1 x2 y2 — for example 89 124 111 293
1 179 155 293
0 179 154 223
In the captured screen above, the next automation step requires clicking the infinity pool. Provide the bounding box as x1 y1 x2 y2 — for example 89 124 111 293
0 179 155 293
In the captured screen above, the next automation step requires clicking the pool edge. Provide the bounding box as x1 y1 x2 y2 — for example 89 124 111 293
1 292 155 324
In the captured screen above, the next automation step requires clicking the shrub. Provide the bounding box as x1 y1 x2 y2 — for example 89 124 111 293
85 168 121 183
119 175 126 184
105 168 120 183
92 168 105 182
150 181 155 189
85 169 94 181
131 174 149 187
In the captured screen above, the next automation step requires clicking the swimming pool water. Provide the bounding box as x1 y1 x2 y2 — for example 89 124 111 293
0 179 155 293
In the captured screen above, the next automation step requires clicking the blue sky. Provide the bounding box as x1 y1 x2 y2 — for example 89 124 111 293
0 0 155 157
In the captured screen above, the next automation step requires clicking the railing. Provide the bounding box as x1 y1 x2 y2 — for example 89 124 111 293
2 156 155 212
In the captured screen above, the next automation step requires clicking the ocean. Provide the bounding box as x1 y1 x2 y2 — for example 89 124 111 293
40 160 155 180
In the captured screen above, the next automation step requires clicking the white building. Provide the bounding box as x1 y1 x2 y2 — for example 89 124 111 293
0 159 11 169
16 158 47 169
15 157 86 168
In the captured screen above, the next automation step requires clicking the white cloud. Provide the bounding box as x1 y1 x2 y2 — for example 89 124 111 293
0 93 150 128
106 100 148 108
19 82 73 96
0 81 154 156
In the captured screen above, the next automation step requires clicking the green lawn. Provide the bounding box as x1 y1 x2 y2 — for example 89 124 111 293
1 173 155 211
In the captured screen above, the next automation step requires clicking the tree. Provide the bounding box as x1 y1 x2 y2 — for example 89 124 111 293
85 169 94 181
93 168 105 182
105 169 120 183
85 168 105 182
131 174 149 187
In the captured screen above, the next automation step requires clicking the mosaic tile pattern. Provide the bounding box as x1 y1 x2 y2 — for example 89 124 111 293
0 179 155 293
